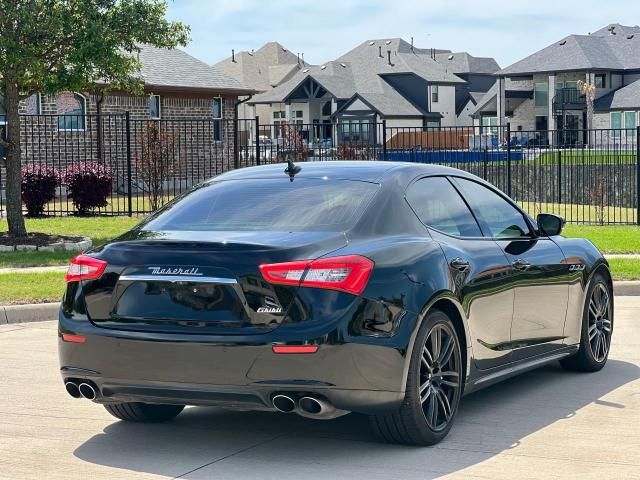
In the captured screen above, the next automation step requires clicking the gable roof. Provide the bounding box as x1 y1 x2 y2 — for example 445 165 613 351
499 24 640 76
594 79 640 110
214 42 304 92
250 37 495 118
137 44 253 93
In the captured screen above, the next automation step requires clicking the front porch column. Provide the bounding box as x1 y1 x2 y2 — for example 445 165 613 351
548 74 556 145
496 77 506 138
285 103 292 123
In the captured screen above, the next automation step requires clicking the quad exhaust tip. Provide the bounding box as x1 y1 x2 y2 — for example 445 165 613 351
65 381 81 399
272 394 296 413
299 396 330 415
78 382 97 401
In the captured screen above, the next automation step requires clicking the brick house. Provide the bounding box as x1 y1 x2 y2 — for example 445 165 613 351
1 44 254 198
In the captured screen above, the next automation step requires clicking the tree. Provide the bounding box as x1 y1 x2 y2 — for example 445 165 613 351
577 79 596 145
134 121 179 211
0 0 190 237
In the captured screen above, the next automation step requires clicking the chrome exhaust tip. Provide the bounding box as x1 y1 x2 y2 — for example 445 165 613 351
299 396 329 415
64 381 81 399
272 394 296 413
78 382 97 401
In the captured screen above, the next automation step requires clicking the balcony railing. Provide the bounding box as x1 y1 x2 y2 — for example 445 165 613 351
553 88 586 111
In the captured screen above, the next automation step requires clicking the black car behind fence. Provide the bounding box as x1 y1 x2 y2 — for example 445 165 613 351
0 114 638 224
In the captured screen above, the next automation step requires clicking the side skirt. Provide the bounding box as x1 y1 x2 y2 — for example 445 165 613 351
463 345 579 395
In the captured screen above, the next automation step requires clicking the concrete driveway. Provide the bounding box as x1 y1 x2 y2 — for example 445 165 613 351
1 297 639 480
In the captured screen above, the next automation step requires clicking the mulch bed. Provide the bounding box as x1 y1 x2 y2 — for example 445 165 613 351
0 232 84 247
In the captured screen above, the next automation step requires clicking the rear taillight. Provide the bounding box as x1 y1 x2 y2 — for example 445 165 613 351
65 255 107 283
259 255 373 296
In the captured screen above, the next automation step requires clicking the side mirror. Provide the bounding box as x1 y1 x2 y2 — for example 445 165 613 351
537 213 565 236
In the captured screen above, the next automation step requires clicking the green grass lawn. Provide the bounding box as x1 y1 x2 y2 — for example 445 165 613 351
0 216 141 268
0 271 65 304
563 225 640 254
533 151 638 165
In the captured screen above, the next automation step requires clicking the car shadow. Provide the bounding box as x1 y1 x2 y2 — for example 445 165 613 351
74 359 639 479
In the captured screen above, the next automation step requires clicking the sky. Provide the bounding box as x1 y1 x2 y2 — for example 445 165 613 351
166 0 640 69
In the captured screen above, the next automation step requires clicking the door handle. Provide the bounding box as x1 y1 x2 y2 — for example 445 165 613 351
512 259 531 271
450 258 470 272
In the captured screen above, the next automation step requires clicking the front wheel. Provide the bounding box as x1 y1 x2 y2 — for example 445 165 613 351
370 309 463 445
560 273 613 372
104 402 185 423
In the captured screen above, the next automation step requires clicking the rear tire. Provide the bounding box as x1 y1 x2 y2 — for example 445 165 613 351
104 402 185 423
560 273 613 372
370 309 463 445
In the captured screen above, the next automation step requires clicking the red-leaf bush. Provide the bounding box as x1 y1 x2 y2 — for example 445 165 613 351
21 164 60 216
63 162 113 215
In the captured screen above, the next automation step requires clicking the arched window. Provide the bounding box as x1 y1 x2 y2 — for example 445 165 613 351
57 92 86 131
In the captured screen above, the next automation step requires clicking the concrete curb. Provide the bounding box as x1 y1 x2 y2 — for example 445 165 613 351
1 302 59 325
613 281 640 296
1 280 639 325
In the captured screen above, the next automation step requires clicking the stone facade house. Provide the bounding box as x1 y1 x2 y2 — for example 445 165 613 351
471 23 640 145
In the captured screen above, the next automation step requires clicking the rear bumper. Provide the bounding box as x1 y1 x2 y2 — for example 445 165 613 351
58 308 415 414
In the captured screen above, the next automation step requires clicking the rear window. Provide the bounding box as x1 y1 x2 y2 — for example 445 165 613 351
143 178 379 232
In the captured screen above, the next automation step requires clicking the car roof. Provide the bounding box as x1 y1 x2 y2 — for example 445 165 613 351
215 161 470 183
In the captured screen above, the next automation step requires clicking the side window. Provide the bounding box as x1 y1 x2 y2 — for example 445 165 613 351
454 178 531 238
406 177 481 237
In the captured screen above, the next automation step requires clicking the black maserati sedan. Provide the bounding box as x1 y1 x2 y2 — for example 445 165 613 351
59 161 613 446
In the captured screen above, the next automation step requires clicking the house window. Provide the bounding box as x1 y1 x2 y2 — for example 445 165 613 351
57 92 86 131
212 97 223 142
624 111 637 137
273 111 281 119
340 118 373 143
426 120 441 129
295 110 303 118
149 95 161 119
481 116 498 135
431 85 439 104
610 111 622 138
24 93 41 115
535 115 548 131
534 82 548 107
595 74 607 89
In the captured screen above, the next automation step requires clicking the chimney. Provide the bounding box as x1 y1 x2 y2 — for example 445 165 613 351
379 46 383 58
297 52 300 65
411 37 414 51
301 52 305 65
232 49 235 63
387 50 392 65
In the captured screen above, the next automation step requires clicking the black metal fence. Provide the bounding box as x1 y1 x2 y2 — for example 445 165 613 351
1 114 639 225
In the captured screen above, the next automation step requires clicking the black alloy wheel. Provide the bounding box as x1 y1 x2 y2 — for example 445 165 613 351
371 309 463 445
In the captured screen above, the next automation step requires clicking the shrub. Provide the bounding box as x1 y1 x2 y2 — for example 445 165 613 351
21 164 60 216
63 162 113 215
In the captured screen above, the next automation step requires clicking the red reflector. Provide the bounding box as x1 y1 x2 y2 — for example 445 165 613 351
272 345 318 354
62 334 86 344
260 255 373 295
65 254 107 283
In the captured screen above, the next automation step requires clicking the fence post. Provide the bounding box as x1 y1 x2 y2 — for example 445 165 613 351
637 126 640 225
557 147 562 205
506 123 512 197
255 116 261 166
233 117 239 170
125 111 133 217
382 119 387 161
